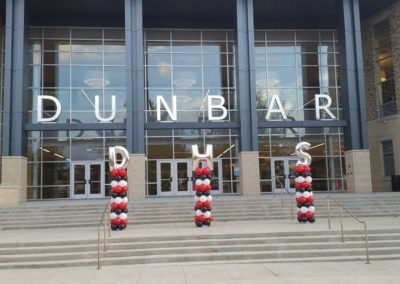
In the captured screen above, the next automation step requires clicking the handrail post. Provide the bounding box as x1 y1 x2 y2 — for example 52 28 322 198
97 227 101 269
327 199 331 230
103 212 107 252
364 222 370 264
339 207 344 242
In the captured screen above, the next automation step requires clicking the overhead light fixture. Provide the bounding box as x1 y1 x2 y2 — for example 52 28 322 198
217 144 235 158
40 147 50 153
54 153 65 159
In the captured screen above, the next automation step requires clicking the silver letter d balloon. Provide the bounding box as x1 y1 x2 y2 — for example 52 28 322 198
295 142 315 223
109 146 130 231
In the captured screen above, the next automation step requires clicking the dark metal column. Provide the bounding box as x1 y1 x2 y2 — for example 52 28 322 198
236 0 258 151
2 0 27 156
125 0 145 154
338 0 368 150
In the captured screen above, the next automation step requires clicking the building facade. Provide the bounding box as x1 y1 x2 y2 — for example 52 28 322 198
0 0 397 204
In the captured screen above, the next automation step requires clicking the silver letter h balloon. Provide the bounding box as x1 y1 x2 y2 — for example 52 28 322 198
109 146 130 231
295 142 315 223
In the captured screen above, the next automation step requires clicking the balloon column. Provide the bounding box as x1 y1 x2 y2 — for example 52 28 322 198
192 145 214 227
295 142 315 223
108 146 130 231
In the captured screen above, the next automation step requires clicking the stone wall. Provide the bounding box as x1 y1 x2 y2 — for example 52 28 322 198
362 2 400 192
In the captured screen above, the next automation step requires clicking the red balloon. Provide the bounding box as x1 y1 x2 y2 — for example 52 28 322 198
295 165 304 173
111 203 118 210
303 165 310 173
114 218 122 225
121 186 128 193
199 215 206 222
206 185 212 191
297 212 304 217
195 168 203 176
111 169 119 177
120 219 128 225
298 197 306 204
194 216 199 222
199 185 207 192
204 201 210 208
295 183 302 189
301 182 309 188
208 216 214 222
203 167 211 175
306 197 314 203
118 168 127 177
113 186 122 193
196 201 203 208
119 203 127 210
193 185 200 191
306 212 314 219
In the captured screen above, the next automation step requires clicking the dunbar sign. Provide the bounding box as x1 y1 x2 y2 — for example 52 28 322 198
37 94 336 122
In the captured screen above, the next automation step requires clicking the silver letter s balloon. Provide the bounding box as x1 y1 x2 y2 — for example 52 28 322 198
295 142 312 166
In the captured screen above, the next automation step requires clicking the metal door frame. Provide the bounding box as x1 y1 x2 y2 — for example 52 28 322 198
70 161 105 199
271 157 298 193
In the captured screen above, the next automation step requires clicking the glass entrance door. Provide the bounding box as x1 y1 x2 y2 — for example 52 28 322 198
157 160 192 196
271 157 298 193
71 161 104 198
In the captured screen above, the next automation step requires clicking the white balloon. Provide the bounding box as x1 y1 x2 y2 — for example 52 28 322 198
296 192 302 198
296 177 305 183
194 196 199 202
119 213 128 220
300 206 308 214
195 209 202 216
203 179 210 186
303 191 310 198
195 179 203 186
111 181 118 187
119 180 127 187
114 197 122 204
207 195 213 202
110 213 117 219
205 211 211 218
199 196 207 203
305 176 312 183
122 197 128 204
309 206 315 213
310 192 314 197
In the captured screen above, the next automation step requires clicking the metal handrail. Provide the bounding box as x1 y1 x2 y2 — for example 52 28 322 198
273 176 294 220
97 201 111 269
326 197 370 264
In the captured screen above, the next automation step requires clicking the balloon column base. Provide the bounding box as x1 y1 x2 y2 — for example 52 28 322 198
111 224 127 231
193 167 213 228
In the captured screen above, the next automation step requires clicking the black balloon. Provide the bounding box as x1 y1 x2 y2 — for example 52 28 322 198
123 208 128 213
111 193 118 198
300 217 308 223
309 217 316 223
302 173 308 178
200 175 206 180
196 221 203 227
118 224 126 230
304 202 310 207
114 176 121 182
204 220 211 226
119 192 127 198
115 209 122 215
204 191 210 196
121 177 127 181
111 224 118 231
297 203 303 208
196 191 202 197
201 206 208 213
300 189 305 193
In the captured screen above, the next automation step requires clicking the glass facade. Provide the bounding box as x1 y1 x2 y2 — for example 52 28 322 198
24 26 346 199
144 30 237 122
254 30 341 121
28 27 126 124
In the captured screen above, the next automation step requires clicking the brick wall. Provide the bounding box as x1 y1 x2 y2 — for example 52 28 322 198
391 2 400 114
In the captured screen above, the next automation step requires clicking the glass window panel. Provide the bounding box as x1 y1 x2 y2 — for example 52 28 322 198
42 162 70 186
173 67 201 88
202 31 226 41
297 42 319 53
104 42 125 53
267 31 295 41
147 66 171 88
147 53 170 66
202 42 226 53
71 40 102 52
104 29 125 40
146 42 171 53
296 31 319 41
44 28 70 39
172 53 201 66
104 53 125 65
146 30 170 41
147 137 173 159
42 186 69 199
267 42 296 53
268 66 297 88
172 42 201 53
172 30 201 41
42 65 70 88
259 158 271 179
71 66 102 87
267 53 296 66
71 28 102 39
71 52 102 65
44 40 70 51
104 66 126 87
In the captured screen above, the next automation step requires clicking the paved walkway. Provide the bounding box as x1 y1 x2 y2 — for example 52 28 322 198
0 260 399 284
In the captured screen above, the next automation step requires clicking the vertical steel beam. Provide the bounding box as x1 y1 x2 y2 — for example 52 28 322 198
338 0 368 150
125 0 145 154
236 0 258 151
